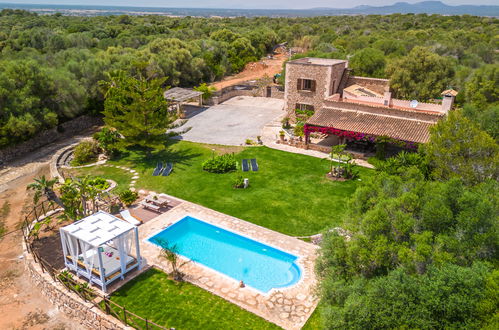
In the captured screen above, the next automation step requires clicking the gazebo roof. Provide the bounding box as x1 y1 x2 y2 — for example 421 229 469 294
61 211 135 247
163 87 203 102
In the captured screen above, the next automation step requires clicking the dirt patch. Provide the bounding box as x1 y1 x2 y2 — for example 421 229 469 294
325 173 349 182
211 145 246 154
211 54 287 90
0 166 85 329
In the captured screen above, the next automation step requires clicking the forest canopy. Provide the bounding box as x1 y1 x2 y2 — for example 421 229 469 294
0 10 497 148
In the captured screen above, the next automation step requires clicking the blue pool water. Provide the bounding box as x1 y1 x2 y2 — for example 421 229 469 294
148 216 301 293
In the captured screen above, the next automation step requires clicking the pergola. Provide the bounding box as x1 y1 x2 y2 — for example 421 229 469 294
164 87 204 118
60 211 141 292
304 108 434 149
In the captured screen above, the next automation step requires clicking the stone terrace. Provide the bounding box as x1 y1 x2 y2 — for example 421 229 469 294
138 196 319 330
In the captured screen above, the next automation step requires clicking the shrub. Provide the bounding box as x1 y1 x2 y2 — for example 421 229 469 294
233 175 245 188
93 126 121 157
88 177 110 190
293 123 304 138
202 153 237 173
71 140 100 166
119 189 138 206
245 139 256 145
193 83 216 101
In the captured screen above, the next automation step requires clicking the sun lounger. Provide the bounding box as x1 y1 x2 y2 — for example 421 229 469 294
162 162 173 176
119 209 141 226
152 162 163 176
140 200 161 212
250 158 259 171
242 159 249 172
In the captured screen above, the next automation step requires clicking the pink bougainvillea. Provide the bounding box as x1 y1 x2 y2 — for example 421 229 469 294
304 124 418 149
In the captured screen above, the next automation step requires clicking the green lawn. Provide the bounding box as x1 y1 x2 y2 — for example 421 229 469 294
108 268 280 330
76 141 372 236
72 165 133 194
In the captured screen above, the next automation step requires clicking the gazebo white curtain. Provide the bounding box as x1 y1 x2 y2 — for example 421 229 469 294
80 241 96 280
61 230 79 269
110 230 134 278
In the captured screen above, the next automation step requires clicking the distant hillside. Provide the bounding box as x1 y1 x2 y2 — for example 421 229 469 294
0 1 497 17
321 1 499 16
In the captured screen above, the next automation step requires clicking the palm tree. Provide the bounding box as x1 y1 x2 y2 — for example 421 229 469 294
27 175 59 205
330 144 346 176
73 176 101 217
158 239 190 281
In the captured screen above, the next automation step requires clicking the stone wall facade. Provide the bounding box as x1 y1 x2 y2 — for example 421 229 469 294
25 252 129 330
0 115 103 164
208 84 284 105
284 59 347 120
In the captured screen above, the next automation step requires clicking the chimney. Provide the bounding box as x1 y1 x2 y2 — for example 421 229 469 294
441 89 458 113
383 91 392 107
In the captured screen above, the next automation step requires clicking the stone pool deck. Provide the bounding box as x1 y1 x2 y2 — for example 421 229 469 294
138 197 319 330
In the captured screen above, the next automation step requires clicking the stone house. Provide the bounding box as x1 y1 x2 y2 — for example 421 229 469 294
284 57 457 147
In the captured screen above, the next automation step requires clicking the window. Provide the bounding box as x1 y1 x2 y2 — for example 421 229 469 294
295 104 315 121
297 79 316 92
295 103 314 112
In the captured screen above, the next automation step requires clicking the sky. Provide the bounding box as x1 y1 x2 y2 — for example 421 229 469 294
1 0 497 10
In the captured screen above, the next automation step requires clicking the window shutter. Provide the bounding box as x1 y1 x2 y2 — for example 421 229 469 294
297 79 302 90
311 80 316 92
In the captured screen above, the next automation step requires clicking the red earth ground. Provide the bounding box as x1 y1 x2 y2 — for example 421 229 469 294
210 54 287 90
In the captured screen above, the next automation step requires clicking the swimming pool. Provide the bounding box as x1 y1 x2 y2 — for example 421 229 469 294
147 216 301 293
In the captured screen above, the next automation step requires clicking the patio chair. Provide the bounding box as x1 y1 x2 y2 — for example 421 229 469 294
250 158 259 171
152 162 163 176
119 209 141 226
242 159 249 172
162 162 173 176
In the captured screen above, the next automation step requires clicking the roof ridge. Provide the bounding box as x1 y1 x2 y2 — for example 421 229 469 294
326 99 445 116
321 107 437 124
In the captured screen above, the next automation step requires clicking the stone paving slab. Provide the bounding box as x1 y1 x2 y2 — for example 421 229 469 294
173 96 285 146
138 197 319 330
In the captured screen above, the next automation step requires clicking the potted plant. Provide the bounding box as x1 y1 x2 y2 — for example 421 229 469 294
294 123 305 142
281 116 291 129
279 130 286 142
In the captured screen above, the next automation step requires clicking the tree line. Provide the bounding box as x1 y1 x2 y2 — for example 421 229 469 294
316 104 498 329
0 10 497 148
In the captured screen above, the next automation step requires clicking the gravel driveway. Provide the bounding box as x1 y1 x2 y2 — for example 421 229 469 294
175 96 285 145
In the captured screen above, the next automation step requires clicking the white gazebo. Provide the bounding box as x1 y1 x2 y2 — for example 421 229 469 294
60 211 142 292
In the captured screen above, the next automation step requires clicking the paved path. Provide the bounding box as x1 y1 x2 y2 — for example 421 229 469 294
175 96 285 146
0 129 98 194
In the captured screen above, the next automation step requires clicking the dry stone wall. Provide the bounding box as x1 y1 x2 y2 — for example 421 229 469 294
0 115 102 164
25 252 129 330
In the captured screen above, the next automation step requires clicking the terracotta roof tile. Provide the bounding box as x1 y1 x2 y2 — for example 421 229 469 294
441 89 458 96
306 108 435 143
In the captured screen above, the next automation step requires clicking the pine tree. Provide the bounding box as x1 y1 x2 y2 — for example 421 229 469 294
101 71 177 156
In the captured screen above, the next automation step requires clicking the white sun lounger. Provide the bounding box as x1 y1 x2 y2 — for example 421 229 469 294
120 210 141 226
